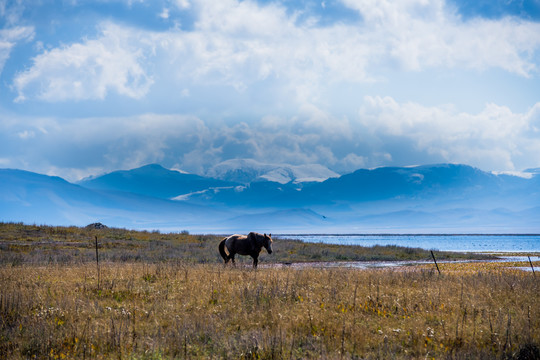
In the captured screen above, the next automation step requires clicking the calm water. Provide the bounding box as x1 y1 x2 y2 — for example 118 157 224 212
278 234 540 252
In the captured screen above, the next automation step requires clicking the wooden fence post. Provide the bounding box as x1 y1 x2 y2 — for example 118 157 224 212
431 250 441 275
95 235 101 289
528 256 535 277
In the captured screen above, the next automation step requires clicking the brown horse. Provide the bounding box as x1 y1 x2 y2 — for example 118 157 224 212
219 232 273 268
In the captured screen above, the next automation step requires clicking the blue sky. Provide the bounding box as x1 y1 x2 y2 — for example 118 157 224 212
1 0 540 180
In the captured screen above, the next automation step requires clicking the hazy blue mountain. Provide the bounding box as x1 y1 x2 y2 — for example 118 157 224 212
0 168 230 231
1 163 539 233
79 164 238 199
171 163 540 232
185 164 535 209
303 164 507 203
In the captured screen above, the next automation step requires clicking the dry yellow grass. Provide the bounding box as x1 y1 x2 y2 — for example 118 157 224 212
1 223 537 359
1 261 538 359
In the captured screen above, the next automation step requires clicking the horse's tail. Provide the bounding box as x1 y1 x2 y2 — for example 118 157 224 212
219 238 228 262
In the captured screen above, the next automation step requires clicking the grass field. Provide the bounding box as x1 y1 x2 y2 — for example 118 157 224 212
1 223 538 359
0 222 496 266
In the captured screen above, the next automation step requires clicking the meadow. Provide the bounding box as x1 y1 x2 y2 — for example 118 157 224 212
1 223 538 359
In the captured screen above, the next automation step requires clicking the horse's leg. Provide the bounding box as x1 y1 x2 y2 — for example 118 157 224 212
252 255 258 268
230 254 236 266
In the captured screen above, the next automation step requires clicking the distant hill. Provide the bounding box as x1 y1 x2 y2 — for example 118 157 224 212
186 163 534 208
1 163 539 233
78 164 239 199
0 168 229 231
302 163 527 203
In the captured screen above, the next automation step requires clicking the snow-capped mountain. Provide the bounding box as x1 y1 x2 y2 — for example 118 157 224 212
1 163 539 233
206 159 339 184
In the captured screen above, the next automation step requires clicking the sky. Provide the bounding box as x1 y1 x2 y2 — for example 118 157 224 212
1 0 540 181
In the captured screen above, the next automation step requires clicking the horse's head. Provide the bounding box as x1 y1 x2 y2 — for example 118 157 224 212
264 233 273 254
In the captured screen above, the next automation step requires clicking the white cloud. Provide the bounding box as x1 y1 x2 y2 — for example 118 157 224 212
359 96 540 171
0 26 34 74
339 153 367 170
174 0 190 9
12 0 540 104
341 0 540 76
0 0 25 26
5 0 540 178
17 130 34 139
1 113 211 180
492 171 534 179
13 23 153 102
180 88 190 97
3 98 540 181
159 8 170 19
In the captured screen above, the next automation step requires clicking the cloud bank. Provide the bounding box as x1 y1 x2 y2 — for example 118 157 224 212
3 98 539 181
11 0 540 104
1 0 539 180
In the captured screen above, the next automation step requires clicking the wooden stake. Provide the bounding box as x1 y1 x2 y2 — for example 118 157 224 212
528 256 535 277
95 236 100 289
431 250 441 275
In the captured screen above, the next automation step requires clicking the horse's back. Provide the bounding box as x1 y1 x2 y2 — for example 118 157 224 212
225 234 251 255
224 234 245 247
225 234 245 242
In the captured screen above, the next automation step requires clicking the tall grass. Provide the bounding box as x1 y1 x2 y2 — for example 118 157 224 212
1 262 538 359
1 222 536 359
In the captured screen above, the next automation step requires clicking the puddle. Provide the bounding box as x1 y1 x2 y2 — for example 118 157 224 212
263 255 539 270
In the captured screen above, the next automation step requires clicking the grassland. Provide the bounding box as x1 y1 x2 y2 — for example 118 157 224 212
0 222 495 266
1 222 538 359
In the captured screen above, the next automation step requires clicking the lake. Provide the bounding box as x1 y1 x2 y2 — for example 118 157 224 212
277 234 540 252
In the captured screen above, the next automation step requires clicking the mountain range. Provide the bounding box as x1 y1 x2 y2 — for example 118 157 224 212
1 161 539 233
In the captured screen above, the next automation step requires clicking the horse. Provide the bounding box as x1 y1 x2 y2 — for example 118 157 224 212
219 232 273 268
